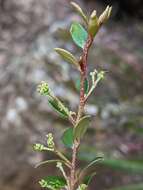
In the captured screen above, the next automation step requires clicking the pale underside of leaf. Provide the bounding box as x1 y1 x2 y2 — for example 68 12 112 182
54 48 80 70
71 2 88 25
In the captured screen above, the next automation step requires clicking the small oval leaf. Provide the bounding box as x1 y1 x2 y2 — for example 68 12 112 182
71 2 88 24
48 96 70 118
75 78 89 94
70 23 88 49
39 176 66 189
54 48 80 70
62 128 74 148
74 115 91 140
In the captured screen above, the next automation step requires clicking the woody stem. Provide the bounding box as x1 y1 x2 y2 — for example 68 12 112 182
69 35 93 190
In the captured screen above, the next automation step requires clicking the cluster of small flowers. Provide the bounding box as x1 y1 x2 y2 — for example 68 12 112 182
33 133 55 152
46 133 55 149
37 81 50 96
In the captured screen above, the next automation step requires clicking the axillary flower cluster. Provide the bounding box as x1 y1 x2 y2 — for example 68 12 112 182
33 2 112 190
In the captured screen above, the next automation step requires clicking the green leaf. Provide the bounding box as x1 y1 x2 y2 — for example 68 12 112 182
76 78 89 94
39 176 66 190
62 128 74 148
83 172 96 185
48 96 70 118
70 23 88 49
74 115 91 140
71 2 88 24
54 48 80 70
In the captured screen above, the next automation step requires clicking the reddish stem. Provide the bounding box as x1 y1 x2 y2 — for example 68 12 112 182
70 35 93 190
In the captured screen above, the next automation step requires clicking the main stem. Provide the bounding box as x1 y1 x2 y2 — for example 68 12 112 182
69 35 93 190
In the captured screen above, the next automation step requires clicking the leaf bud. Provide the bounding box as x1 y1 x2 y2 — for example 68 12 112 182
98 6 112 26
88 10 99 37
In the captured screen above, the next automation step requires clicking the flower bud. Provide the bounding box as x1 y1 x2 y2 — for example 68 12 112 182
77 184 87 190
33 143 45 151
46 133 55 149
97 71 105 80
56 162 62 169
98 6 112 26
88 10 99 37
39 179 47 188
37 81 49 96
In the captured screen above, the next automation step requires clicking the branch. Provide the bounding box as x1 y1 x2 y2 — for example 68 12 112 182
70 35 93 190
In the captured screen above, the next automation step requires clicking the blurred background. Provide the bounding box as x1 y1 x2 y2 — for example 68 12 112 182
0 0 143 190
